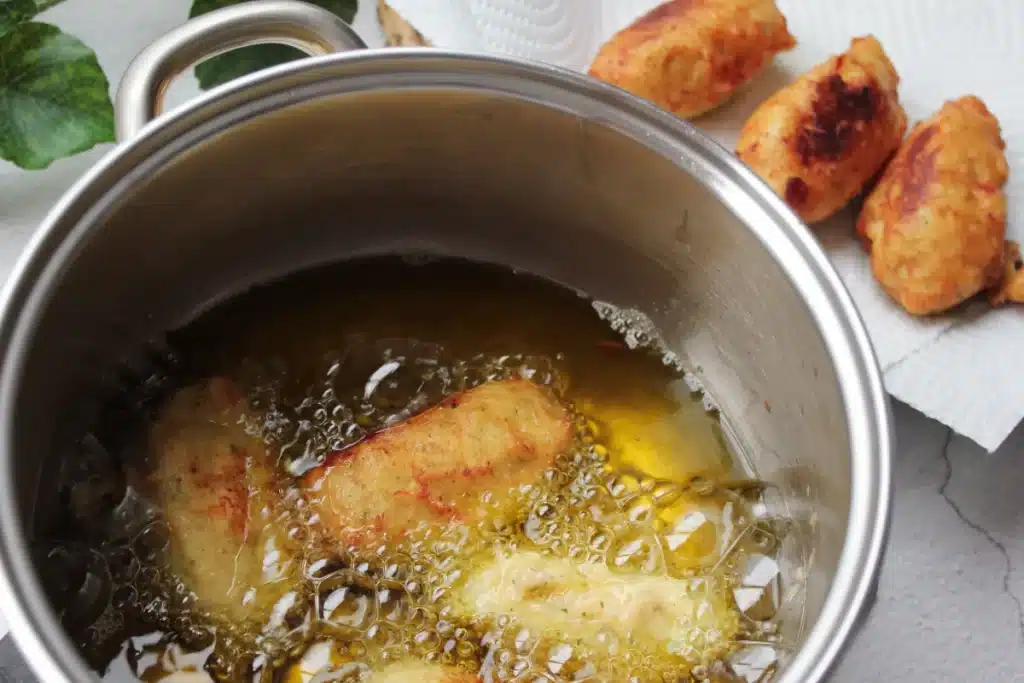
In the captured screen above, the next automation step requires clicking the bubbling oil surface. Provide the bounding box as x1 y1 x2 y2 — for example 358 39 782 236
39 258 789 683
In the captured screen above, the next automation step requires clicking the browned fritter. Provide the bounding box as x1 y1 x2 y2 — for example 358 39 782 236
858 96 1009 315
150 377 298 622
588 0 795 119
990 240 1024 305
303 379 572 543
736 35 907 223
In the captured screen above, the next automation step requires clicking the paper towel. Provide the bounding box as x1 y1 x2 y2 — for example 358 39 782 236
385 0 1024 452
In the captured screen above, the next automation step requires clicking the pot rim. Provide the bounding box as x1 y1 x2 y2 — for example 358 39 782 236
0 48 892 683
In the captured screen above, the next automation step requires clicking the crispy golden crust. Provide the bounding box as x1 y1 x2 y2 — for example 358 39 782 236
989 240 1024 305
588 0 795 119
303 379 572 543
736 35 907 223
150 378 297 622
858 96 1009 315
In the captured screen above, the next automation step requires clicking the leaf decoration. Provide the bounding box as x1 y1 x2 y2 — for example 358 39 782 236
189 0 358 90
0 0 38 34
0 21 115 169
1 0 68 34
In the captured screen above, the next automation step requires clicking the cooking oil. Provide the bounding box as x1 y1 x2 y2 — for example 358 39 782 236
37 258 789 683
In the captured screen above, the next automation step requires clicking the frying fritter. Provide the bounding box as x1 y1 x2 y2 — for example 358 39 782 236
149 377 298 623
454 550 739 669
284 643 478 683
736 35 907 223
990 241 1024 305
303 379 573 543
858 96 1009 315
156 673 215 683
370 662 477 683
588 0 795 119
159 660 479 683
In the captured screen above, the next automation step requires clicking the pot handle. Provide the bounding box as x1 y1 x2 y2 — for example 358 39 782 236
115 0 367 141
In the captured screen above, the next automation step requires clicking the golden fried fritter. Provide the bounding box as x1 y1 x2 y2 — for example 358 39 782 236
990 241 1024 305
150 377 298 622
454 550 739 669
736 35 907 223
303 379 572 543
858 96 1009 315
588 0 795 119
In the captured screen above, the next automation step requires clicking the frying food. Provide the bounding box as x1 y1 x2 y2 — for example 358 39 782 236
149 377 298 622
455 550 740 668
858 96 1009 315
588 0 796 119
63 259 778 681
284 643 478 683
158 673 217 683
163 660 478 683
369 662 478 683
303 379 573 543
736 35 907 223
991 241 1024 305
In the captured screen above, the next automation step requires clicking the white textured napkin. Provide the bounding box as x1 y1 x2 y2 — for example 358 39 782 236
386 0 1024 452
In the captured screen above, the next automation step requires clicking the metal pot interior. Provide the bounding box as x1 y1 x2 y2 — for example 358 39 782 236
0 57 885 682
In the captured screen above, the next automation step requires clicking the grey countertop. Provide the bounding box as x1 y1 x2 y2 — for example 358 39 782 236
0 1 1022 681
832 404 1024 682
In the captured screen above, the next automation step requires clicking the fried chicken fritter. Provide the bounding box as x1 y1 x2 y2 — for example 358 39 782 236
736 35 907 223
454 550 739 669
303 379 573 543
588 0 795 119
150 377 298 623
858 96 1009 315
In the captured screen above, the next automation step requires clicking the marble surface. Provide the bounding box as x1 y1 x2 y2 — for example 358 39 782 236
0 1 1022 681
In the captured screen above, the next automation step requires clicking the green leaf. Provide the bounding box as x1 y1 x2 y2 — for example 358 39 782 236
0 1 68 34
0 0 38 34
190 0 358 90
0 21 114 169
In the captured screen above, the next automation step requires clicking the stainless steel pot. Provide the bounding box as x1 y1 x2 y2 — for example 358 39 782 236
0 2 892 681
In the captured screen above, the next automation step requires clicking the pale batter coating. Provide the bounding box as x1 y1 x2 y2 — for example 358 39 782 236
370 662 478 683
284 644 479 683
736 35 907 223
454 550 739 670
858 96 1009 315
303 379 573 543
589 0 795 119
149 377 298 623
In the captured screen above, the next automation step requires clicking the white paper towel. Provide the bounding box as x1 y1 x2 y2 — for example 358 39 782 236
386 0 1024 452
